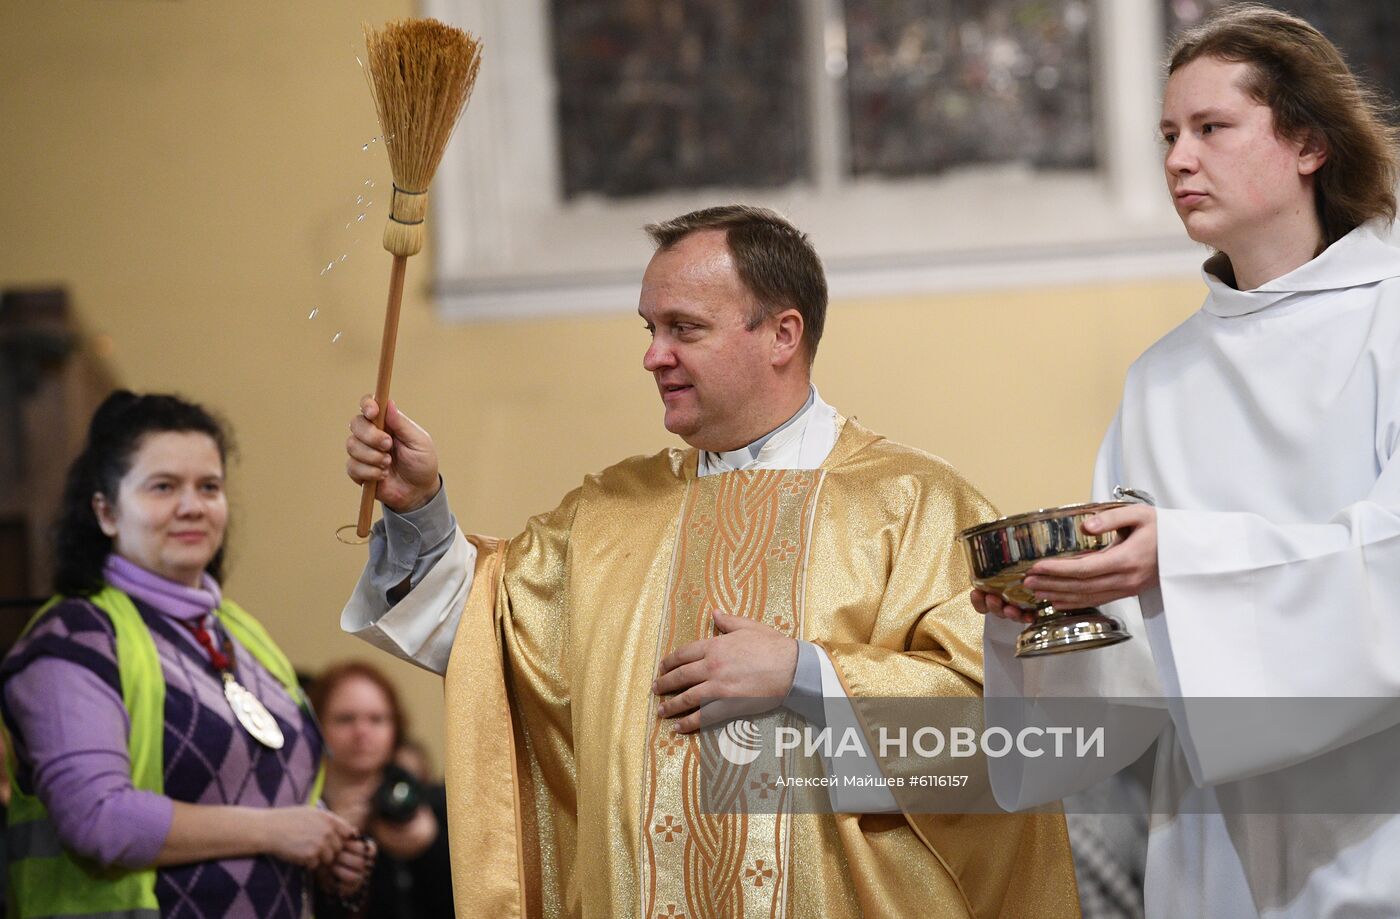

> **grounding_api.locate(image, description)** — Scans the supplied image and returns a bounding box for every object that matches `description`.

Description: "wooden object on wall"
[0,287,117,638]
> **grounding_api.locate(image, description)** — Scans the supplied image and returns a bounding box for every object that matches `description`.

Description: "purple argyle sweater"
[1,579,324,919]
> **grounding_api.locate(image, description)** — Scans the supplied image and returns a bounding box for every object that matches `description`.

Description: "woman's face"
[94,431,227,588]
[322,675,397,777]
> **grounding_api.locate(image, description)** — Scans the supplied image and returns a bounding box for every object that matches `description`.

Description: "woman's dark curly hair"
[53,390,234,596]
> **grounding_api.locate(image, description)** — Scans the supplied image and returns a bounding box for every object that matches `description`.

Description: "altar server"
[976,6,1400,917]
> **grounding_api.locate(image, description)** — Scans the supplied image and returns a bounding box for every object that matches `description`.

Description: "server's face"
[1161,55,1324,257]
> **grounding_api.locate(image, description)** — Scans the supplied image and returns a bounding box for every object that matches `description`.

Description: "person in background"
[0,390,368,919]
[308,661,452,919]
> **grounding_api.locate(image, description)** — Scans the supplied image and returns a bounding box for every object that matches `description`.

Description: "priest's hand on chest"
[1019,504,1160,610]
[652,611,799,734]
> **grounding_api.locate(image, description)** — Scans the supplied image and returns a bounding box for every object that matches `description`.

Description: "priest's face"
[639,230,789,451]
[1160,56,1322,256]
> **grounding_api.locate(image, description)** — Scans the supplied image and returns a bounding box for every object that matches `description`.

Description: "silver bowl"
[960,502,1133,657]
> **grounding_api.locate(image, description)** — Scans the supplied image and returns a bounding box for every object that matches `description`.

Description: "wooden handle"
[357,253,410,538]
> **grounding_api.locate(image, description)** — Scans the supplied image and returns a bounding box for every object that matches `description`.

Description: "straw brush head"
[363,19,483,257]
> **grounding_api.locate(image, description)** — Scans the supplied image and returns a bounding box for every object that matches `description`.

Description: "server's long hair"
[1170,3,1400,244]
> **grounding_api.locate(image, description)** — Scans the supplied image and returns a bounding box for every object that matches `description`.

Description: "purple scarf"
[102,554,222,623]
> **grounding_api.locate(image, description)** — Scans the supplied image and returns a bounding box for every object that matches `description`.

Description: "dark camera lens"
[372,763,423,824]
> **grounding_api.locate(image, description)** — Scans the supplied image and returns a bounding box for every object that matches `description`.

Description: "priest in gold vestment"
[342,205,1079,918]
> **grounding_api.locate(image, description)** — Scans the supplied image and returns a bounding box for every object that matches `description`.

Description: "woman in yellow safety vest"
[1,391,371,919]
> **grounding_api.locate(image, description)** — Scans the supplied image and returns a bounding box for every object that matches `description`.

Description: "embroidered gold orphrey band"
[640,469,824,919]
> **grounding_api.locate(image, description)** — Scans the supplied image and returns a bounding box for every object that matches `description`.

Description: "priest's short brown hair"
[645,205,828,363]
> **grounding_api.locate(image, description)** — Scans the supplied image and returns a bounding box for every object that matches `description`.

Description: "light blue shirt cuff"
[367,478,458,603]
[782,640,825,726]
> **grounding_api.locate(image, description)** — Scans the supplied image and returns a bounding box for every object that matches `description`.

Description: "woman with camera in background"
[0,391,369,918]
[309,661,453,919]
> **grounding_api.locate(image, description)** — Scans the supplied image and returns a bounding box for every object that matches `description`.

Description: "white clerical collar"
[698,385,838,475]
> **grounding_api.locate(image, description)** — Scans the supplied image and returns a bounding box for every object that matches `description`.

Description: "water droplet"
[308,308,320,320]
[365,201,373,208]
[364,179,375,187]
[357,214,367,222]
[345,222,352,230]
[355,55,364,69]
[331,332,343,344]
[362,144,369,152]
[339,254,348,263]
[355,195,364,205]
[320,260,335,275]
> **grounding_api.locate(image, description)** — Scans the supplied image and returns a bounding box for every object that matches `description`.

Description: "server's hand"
[1021,505,1159,609]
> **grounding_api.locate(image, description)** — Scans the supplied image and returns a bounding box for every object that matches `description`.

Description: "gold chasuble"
[442,418,1079,918]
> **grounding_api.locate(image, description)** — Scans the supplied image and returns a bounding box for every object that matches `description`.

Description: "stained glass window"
[550,1,1100,200]
[842,0,1096,177]
[551,0,809,199]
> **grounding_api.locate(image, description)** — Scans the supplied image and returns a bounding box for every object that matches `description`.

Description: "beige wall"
[1,1,1202,769]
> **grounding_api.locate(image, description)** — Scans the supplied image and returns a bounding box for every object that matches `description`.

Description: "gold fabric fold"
[809,439,1079,917]
[443,533,527,917]
[443,420,1079,918]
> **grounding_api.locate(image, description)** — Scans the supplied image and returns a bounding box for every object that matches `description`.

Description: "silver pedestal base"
[1016,609,1132,658]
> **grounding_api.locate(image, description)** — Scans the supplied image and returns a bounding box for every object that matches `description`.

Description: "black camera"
[371,763,424,825]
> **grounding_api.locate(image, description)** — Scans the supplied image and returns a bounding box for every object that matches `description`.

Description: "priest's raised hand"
[346,396,441,513]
